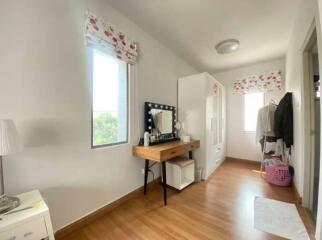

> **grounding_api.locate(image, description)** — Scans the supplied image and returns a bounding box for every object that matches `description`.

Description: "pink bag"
[265,164,292,187]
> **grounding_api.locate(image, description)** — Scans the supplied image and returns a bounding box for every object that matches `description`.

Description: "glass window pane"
[91,48,128,147]
[244,92,264,132]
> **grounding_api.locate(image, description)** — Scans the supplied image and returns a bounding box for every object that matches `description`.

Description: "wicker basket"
[265,164,292,187]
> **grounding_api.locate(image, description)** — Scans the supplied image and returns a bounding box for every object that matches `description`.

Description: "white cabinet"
[0,190,54,240]
[178,72,226,179]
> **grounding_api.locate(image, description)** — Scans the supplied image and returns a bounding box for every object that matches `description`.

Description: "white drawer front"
[0,217,48,240]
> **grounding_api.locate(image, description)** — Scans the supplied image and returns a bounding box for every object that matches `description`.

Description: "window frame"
[88,47,129,149]
[243,92,264,132]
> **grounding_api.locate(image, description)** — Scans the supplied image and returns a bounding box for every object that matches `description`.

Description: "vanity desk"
[133,139,200,205]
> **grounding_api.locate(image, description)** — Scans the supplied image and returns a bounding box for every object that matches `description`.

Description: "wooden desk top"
[133,140,200,162]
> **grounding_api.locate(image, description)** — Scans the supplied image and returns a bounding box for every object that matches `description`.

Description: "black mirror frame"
[144,102,179,145]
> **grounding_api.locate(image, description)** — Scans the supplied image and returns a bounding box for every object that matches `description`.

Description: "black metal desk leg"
[144,160,149,195]
[189,150,193,159]
[161,161,167,205]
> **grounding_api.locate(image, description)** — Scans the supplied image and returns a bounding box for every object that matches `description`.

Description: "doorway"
[303,28,321,223]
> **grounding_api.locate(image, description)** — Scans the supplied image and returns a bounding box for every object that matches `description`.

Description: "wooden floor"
[60,159,315,240]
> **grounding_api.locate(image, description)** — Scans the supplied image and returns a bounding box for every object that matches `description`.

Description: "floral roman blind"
[85,11,138,64]
[233,70,282,94]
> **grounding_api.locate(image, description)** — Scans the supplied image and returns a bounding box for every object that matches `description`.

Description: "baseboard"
[292,181,302,206]
[225,156,261,166]
[55,177,161,239]
[291,182,316,236]
[227,158,302,205]
[204,158,225,179]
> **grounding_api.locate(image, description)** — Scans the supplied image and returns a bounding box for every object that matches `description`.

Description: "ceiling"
[105,0,301,72]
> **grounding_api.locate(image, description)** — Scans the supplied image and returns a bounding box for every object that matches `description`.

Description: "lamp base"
[0,195,20,214]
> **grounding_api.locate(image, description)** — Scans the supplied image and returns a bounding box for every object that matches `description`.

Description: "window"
[89,48,128,148]
[244,92,264,132]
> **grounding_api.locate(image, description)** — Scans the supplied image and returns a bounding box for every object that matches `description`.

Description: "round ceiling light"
[215,39,240,54]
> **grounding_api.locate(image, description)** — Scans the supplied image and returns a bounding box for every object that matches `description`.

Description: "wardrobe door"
[212,87,219,146]
[213,82,221,164]
[179,74,207,177]
[205,78,219,178]
[218,86,223,144]
[216,84,224,163]
[216,83,226,164]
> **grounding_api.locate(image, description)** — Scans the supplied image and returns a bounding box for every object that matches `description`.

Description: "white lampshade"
[0,120,22,156]
[215,39,240,54]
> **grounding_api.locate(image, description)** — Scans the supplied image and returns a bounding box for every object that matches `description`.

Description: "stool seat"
[170,157,194,167]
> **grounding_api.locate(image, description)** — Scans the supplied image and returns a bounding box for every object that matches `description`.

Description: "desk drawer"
[161,141,200,160]
[162,146,189,160]
[0,217,48,240]
[186,142,199,151]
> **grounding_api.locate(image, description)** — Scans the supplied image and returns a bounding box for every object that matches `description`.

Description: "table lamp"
[0,119,22,213]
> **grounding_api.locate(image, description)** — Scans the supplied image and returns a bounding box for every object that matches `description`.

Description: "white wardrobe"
[178,72,226,179]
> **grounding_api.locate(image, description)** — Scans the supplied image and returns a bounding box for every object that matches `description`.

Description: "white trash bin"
[195,168,203,182]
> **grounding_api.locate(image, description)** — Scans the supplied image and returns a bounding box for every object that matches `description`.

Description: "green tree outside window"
[93,113,118,145]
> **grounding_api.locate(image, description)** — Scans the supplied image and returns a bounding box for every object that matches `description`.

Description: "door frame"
[302,22,318,211]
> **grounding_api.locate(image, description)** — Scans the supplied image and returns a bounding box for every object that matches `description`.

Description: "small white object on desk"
[0,190,54,240]
[144,131,150,146]
[182,135,191,143]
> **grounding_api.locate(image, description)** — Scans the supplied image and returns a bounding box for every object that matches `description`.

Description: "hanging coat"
[274,92,293,147]
[256,103,277,143]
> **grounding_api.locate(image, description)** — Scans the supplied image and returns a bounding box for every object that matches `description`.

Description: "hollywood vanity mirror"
[144,102,179,145]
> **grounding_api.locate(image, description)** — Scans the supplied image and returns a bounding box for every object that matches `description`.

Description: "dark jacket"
[274,92,293,147]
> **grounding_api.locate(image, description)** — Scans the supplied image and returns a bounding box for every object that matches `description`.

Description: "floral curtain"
[85,11,138,64]
[233,70,282,94]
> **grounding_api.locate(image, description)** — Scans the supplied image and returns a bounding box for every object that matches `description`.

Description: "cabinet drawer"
[0,217,48,240]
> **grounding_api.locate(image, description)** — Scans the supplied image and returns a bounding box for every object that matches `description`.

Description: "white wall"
[0,0,197,231]
[213,58,285,161]
[285,0,322,238]
[285,0,318,199]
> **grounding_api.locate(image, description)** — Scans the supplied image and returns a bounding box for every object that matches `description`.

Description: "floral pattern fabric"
[85,11,138,64]
[233,70,282,94]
